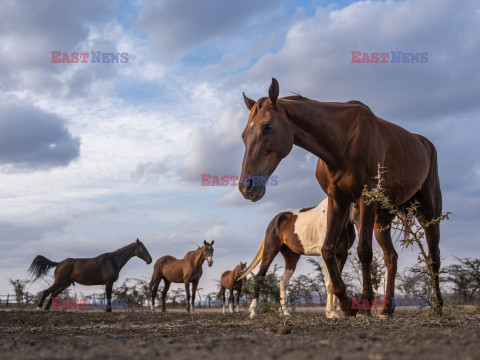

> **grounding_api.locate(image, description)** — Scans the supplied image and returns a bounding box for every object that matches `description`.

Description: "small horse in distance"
[240,198,358,319]
[150,240,214,313]
[28,239,152,312]
[219,262,247,314]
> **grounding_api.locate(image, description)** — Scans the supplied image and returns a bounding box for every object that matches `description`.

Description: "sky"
[0,0,479,300]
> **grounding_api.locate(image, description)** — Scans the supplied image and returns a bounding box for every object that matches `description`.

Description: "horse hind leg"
[37,283,60,310]
[44,283,71,311]
[150,273,162,312]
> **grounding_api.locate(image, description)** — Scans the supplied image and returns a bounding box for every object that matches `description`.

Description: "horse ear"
[136,238,140,243]
[269,78,279,105]
[211,240,214,245]
[204,240,207,246]
[243,92,255,110]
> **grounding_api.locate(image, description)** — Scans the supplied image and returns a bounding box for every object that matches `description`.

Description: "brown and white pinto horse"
[150,240,214,313]
[239,79,443,318]
[240,198,357,319]
[219,262,246,314]
[28,239,152,312]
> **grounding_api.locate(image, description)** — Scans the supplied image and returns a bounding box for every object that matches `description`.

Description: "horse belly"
[72,261,114,285]
[163,267,185,283]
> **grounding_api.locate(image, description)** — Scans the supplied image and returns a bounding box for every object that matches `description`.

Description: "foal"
[150,240,214,313]
[28,239,152,312]
[241,198,358,319]
[219,262,247,313]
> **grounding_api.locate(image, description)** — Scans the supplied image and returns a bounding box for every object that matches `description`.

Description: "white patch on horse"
[249,121,254,129]
[293,199,328,255]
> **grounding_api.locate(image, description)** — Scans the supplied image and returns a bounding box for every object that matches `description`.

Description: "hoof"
[342,308,358,317]
[326,312,341,319]
[356,309,373,318]
[106,309,112,313]
[249,313,257,319]
[36,307,43,311]
[378,313,393,320]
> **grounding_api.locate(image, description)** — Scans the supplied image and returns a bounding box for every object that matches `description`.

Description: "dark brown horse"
[28,239,152,312]
[219,262,246,314]
[240,198,357,319]
[150,240,214,313]
[239,78,442,318]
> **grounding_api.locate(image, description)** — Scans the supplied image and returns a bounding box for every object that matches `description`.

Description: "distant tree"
[346,244,386,297]
[444,257,480,304]
[168,288,185,308]
[9,279,30,307]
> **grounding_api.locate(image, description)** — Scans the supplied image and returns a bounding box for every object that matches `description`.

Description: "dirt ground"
[0,306,479,360]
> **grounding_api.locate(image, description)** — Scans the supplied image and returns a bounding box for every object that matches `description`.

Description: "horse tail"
[217,287,224,300]
[28,255,58,281]
[238,236,265,280]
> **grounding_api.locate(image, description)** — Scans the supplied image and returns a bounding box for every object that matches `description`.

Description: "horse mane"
[184,246,203,259]
[281,94,310,101]
[112,241,137,254]
[346,100,371,111]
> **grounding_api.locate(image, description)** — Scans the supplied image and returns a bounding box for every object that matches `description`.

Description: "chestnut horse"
[219,262,246,314]
[150,240,214,313]
[239,79,442,318]
[240,198,358,319]
[28,239,152,312]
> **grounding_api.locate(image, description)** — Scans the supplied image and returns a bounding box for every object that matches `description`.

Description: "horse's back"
[154,255,178,270]
[220,270,232,287]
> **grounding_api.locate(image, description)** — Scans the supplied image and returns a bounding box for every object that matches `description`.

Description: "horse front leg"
[191,280,199,314]
[374,211,397,319]
[184,282,191,313]
[235,290,241,312]
[105,283,113,312]
[321,196,354,316]
[228,289,234,313]
[356,198,376,317]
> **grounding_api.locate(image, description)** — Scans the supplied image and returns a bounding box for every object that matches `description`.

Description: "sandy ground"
[0,306,479,359]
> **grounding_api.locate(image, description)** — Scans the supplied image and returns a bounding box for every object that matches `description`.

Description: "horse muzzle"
[238,183,266,202]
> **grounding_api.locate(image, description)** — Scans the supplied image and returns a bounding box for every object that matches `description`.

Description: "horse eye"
[262,124,273,133]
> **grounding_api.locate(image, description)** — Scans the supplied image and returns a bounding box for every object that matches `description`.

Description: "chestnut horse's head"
[239,78,294,201]
[135,238,152,264]
[203,240,215,267]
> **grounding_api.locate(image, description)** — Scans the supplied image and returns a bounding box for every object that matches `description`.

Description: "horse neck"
[281,99,349,171]
[232,266,242,282]
[111,244,136,271]
[189,248,205,271]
